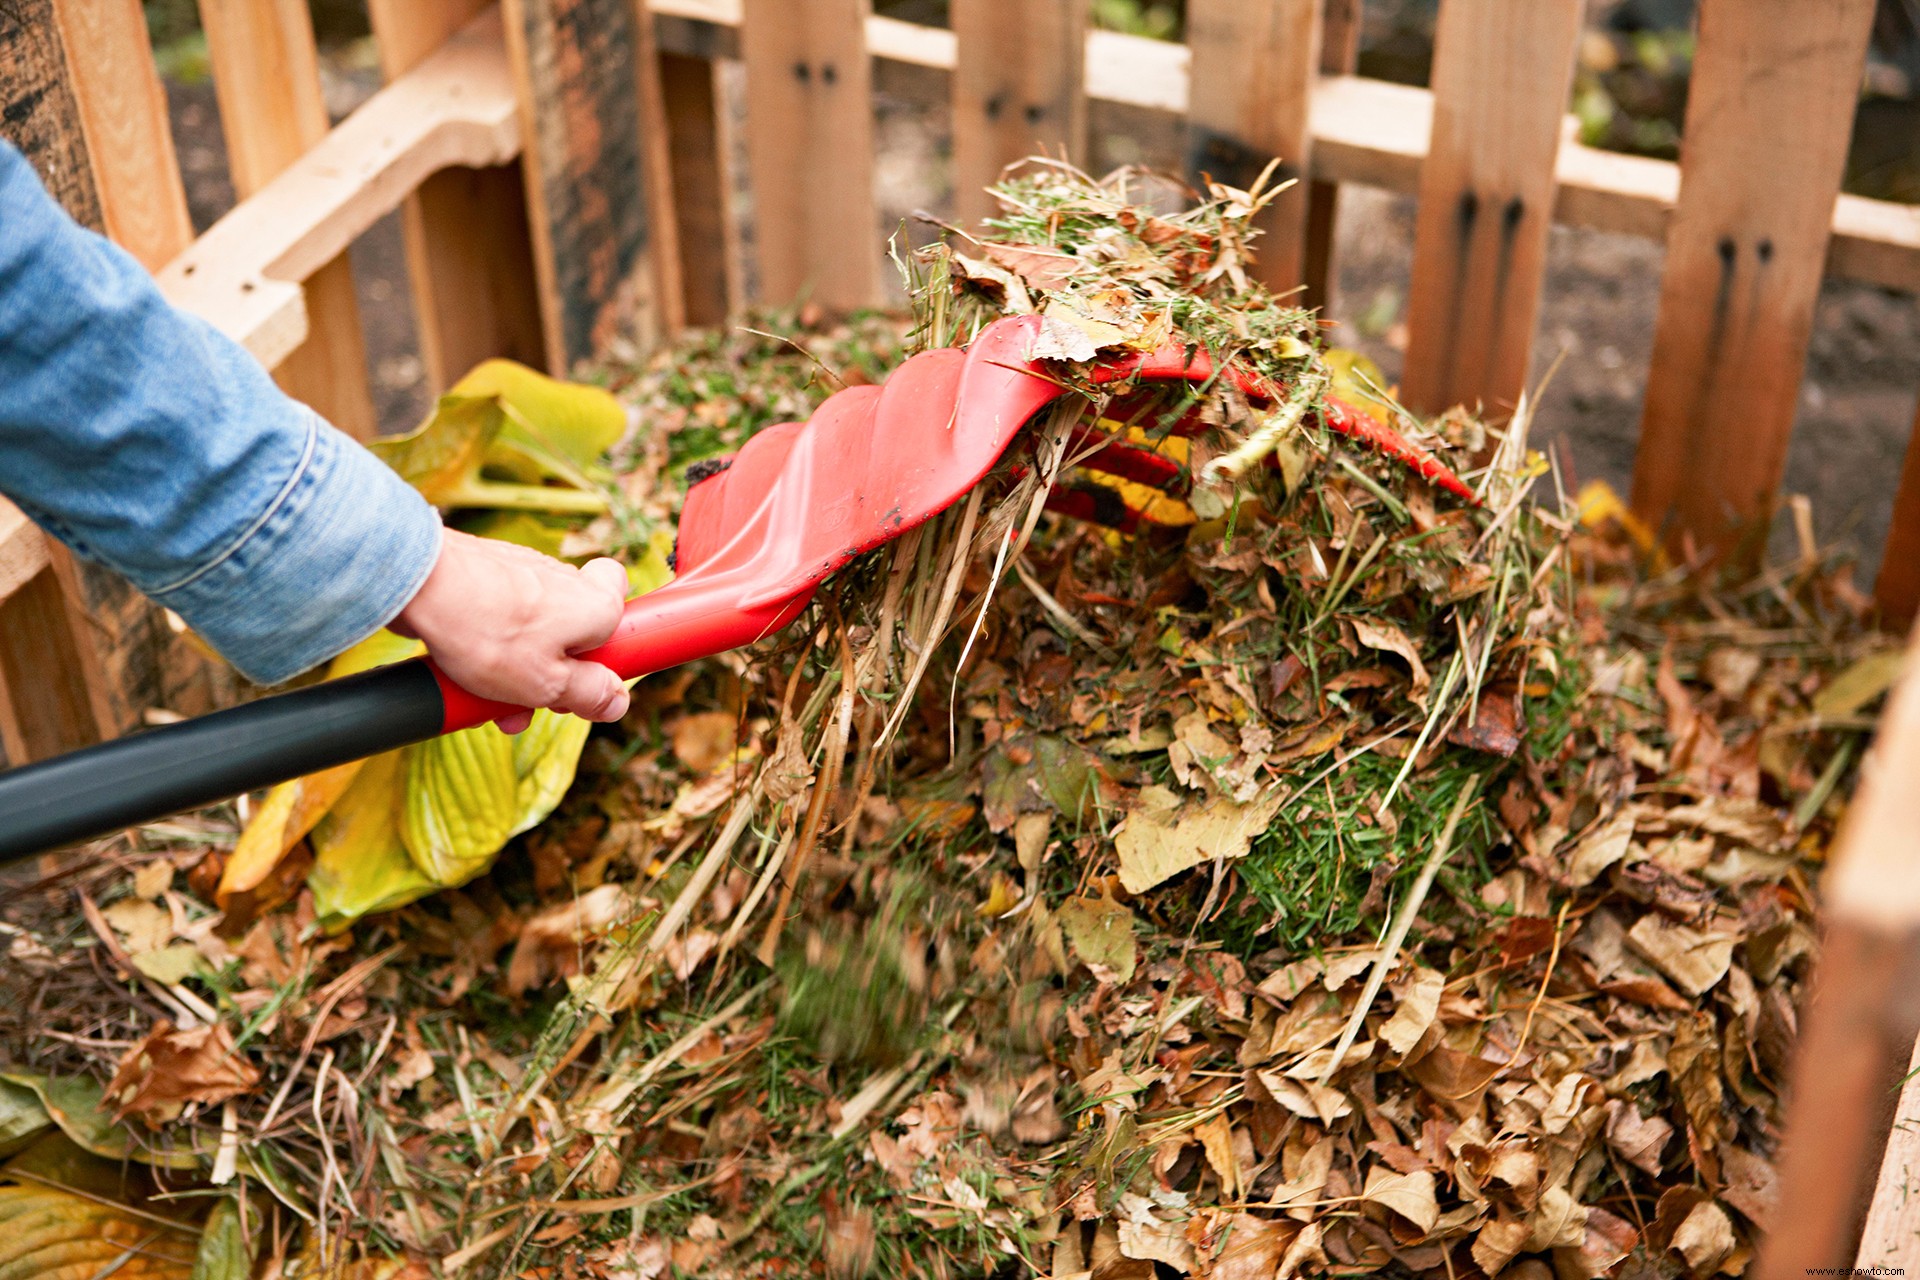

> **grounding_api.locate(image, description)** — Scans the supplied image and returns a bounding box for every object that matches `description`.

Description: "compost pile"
[0,165,1901,1280]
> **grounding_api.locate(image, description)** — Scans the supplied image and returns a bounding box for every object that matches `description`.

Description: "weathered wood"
[368,0,548,391]
[502,0,665,368]
[659,50,734,326]
[157,11,523,369]
[200,0,377,440]
[1302,0,1360,315]
[1185,0,1319,292]
[629,0,686,335]
[1857,1020,1920,1269]
[951,0,1086,229]
[1877,400,1920,629]
[0,565,108,765]
[0,0,104,228]
[47,0,193,270]
[646,1,1920,296]
[1759,621,1920,1278]
[1401,0,1582,419]
[1629,0,1877,559]
[740,0,878,311]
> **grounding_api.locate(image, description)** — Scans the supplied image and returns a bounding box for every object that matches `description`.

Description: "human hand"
[392,529,630,734]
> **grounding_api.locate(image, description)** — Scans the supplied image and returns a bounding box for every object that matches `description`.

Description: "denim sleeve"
[0,141,443,686]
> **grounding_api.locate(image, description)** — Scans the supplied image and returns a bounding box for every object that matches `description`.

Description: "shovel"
[0,315,1471,860]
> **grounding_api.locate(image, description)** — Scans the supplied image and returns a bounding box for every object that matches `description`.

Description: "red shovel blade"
[435,315,1476,732]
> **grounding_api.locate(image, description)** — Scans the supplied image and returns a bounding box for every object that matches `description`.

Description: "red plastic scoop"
[0,315,1473,859]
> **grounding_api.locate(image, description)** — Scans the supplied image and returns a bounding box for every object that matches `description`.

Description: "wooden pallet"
[1,2,1918,1261]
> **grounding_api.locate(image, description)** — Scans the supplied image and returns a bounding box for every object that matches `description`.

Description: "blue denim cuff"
[150,410,444,686]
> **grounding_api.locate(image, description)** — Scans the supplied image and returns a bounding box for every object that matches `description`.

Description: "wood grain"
[368,0,548,389]
[0,0,104,229]
[1628,0,1877,560]
[1184,0,1320,292]
[740,0,878,311]
[503,0,665,367]
[200,0,376,439]
[1876,399,1920,629]
[1400,0,1582,419]
[950,0,1086,229]
[659,51,734,326]
[48,0,192,270]
[1302,0,1361,315]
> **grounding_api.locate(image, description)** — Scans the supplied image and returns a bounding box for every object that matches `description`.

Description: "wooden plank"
[630,0,687,335]
[950,0,1086,230]
[1857,1021,1920,1270]
[46,0,192,270]
[740,0,878,311]
[659,51,734,326]
[1629,0,1877,559]
[200,0,378,440]
[645,2,1920,296]
[0,0,105,228]
[1400,0,1582,419]
[501,0,666,368]
[1184,0,1319,292]
[157,11,523,368]
[368,0,548,391]
[1758,621,1920,1279]
[0,503,51,607]
[1876,399,1920,629]
[0,567,105,764]
[1302,0,1361,315]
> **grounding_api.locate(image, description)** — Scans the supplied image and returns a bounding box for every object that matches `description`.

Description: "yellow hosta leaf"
[223,632,424,903]
[509,710,594,837]
[1577,479,1667,569]
[308,751,437,931]
[1324,348,1393,424]
[453,358,627,481]
[401,725,518,886]
[0,1183,197,1280]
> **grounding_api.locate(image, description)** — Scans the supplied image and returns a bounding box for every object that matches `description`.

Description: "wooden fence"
[0,0,1917,1267]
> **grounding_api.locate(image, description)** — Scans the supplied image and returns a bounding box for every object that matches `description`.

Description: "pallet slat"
[740,0,878,311]
[647,2,1920,295]
[157,11,523,367]
[199,0,378,440]
[1877,399,1920,628]
[659,51,736,326]
[1184,0,1320,292]
[951,0,1086,229]
[1629,0,1877,558]
[367,0,548,390]
[502,0,669,367]
[1401,0,1582,419]
[1302,0,1361,315]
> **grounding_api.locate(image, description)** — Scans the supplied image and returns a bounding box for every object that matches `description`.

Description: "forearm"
[0,141,442,685]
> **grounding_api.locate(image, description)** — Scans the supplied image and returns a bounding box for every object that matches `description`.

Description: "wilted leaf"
[1350,617,1431,706]
[1566,810,1635,888]
[1525,1184,1588,1251]
[1361,1167,1438,1234]
[0,1081,48,1160]
[1670,1200,1736,1274]
[0,1075,192,1168]
[1471,1216,1530,1275]
[106,1024,259,1127]
[0,1181,197,1280]
[1812,648,1905,718]
[1626,915,1736,997]
[1604,1098,1671,1176]
[671,711,740,774]
[191,1198,252,1280]
[307,751,438,930]
[507,885,636,996]
[1380,966,1444,1056]
[1057,892,1137,983]
[1114,784,1283,893]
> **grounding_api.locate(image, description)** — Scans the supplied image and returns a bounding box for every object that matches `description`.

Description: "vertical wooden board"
[951,0,1087,230]
[503,0,663,369]
[1400,0,1582,419]
[660,51,734,327]
[48,0,192,270]
[1302,0,1361,315]
[1877,398,1920,629]
[0,567,103,763]
[199,0,377,440]
[1857,1023,1920,1270]
[741,0,878,312]
[0,0,105,228]
[1185,0,1321,292]
[630,0,687,335]
[1629,0,1877,558]
[368,0,549,392]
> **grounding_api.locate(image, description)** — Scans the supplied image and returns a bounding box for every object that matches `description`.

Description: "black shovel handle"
[0,658,448,862]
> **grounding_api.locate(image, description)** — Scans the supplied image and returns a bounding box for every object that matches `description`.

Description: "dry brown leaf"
[1114,784,1283,893]
[1057,891,1138,984]
[1670,1200,1736,1274]
[1523,1184,1588,1252]
[1604,1098,1672,1176]
[1195,1113,1241,1200]
[671,711,740,774]
[1361,1167,1439,1234]
[1350,617,1431,706]
[1380,967,1444,1056]
[506,884,634,995]
[1626,914,1736,996]
[1470,1216,1531,1275]
[106,1022,260,1126]
[1566,811,1636,888]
